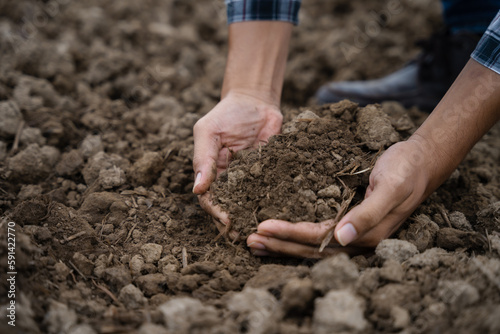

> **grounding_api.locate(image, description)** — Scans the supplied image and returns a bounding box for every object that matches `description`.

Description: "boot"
[315,31,481,111]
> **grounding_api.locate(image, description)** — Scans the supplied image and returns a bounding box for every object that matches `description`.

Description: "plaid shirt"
[472,11,500,75]
[225,0,301,25]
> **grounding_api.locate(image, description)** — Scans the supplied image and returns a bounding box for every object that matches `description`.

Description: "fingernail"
[336,223,358,246]
[252,250,270,256]
[193,172,201,192]
[247,242,266,250]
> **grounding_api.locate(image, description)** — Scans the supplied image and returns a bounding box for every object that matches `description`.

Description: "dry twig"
[319,191,356,252]
[92,279,122,306]
[182,247,188,268]
[438,205,452,228]
[68,260,87,280]
[11,120,25,153]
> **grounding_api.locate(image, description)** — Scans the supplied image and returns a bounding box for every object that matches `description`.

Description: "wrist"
[405,133,457,191]
[221,21,292,108]
[222,88,281,108]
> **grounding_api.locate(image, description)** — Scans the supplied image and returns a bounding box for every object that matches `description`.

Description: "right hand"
[193,91,282,238]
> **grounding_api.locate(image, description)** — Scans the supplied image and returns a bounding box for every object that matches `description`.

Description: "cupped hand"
[193,91,282,238]
[247,139,444,258]
[192,91,282,194]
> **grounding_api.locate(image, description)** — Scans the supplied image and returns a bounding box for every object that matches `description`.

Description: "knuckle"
[357,209,382,227]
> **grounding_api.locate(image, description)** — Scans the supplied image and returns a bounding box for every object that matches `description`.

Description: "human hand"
[192,91,282,194]
[193,91,282,238]
[246,139,443,258]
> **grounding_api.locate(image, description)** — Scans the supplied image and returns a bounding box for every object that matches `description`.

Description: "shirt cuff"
[471,11,500,75]
[226,0,301,25]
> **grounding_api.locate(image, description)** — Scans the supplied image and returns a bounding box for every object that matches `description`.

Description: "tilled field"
[1,0,500,333]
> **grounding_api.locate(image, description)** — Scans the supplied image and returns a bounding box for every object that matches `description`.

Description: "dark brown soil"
[1,1,500,334]
[212,101,403,238]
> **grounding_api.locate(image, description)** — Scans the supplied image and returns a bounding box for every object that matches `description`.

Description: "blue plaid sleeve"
[225,0,302,25]
[471,11,500,75]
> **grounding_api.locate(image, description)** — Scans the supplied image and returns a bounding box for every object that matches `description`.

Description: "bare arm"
[192,21,292,194]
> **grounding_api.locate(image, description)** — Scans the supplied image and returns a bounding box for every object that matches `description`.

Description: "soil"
[211,101,402,238]
[1,0,500,334]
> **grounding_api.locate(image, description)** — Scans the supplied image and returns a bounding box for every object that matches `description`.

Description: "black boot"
[315,31,481,111]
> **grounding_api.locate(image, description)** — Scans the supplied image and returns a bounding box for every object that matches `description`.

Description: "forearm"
[221,21,293,106]
[410,59,500,191]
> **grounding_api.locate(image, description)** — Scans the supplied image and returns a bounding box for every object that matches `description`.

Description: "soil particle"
[13,75,63,111]
[44,301,78,334]
[375,239,419,263]
[245,264,309,292]
[72,252,94,276]
[0,100,22,138]
[436,227,472,250]
[54,262,71,281]
[406,248,450,269]
[317,184,342,199]
[181,261,217,275]
[137,323,169,334]
[79,134,103,160]
[448,211,473,231]
[355,268,380,298]
[379,259,404,283]
[78,192,123,225]
[7,144,60,183]
[159,297,218,333]
[436,280,479,309]
[140,243,163,264]
[128,151,164,187]
[356,104,400,150]
[227,287,279,334]
[82,152,130,186]
[129,255,145,276]
[10,197,49,226]
[311,253,359,293]
[158,255,181,274]
[371,283,421,317]
[56,149,84,176]
[280,278,315,315]
[390,305,411,330]
[69,324,97,334]
[20,127,46,146]
[118,284,148,309]
[98,166,127,189]
[0,141,7,160]
[490,233,500,256]
[399,214,439,252]
[135,273,168,297]
[313,289,368,333]
[102,266,132,291]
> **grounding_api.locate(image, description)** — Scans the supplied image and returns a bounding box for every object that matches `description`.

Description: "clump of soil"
[212,101,401,238]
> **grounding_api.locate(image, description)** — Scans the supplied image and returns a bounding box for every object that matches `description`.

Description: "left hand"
[247,139,442,258]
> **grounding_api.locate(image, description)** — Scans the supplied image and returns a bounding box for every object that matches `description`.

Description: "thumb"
[334,182,404,246]
[192,122,221,194]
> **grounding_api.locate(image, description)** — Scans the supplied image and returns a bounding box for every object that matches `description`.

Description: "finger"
[192,120,221,194]
[334,181,408,246]
[198,193,230,225]
[256,219,333,246]
[212,218,240,241]
[247,233,366,258]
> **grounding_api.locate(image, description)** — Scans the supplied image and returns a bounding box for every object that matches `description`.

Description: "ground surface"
[1,0,500,333]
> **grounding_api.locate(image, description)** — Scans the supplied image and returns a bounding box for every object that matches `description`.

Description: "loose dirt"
[1,0,499,333]
[212,101,401,238]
